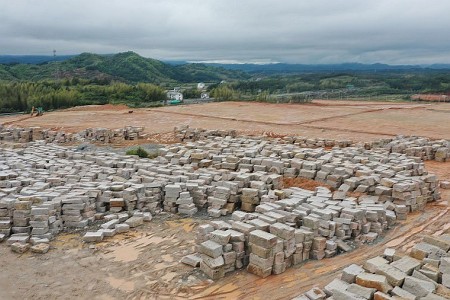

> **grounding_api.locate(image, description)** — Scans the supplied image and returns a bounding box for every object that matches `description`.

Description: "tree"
[211,86,235,101]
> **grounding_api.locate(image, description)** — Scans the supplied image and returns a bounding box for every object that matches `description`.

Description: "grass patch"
[125,147,158,159]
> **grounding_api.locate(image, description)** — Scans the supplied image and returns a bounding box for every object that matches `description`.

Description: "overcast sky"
[1,0,450,64]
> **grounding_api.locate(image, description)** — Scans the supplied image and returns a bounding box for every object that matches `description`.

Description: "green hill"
[0,51,249,83]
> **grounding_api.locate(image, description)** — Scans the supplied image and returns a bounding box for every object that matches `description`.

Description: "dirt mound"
[283,177,333,191]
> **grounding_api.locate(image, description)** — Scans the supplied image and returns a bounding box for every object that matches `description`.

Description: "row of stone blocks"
[174,125,237,142]
[293,234,450,299]
[173,127,449,162]
[1,125,448,162]
[0,125,146,144]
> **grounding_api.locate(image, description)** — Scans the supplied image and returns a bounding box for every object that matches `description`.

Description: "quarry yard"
[1,99,450,300]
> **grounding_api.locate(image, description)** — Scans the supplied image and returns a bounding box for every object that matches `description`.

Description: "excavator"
[30,106,44,117]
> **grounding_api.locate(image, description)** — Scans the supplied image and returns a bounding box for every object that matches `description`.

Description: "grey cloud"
[1,0,450,63]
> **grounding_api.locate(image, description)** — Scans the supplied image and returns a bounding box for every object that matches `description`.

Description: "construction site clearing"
[0,99,449,300]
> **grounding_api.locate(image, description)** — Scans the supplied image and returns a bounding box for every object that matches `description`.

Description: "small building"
[201,92,210,99]
[411,94,449,102]
[197,82,206,90]
[167,90,183,101]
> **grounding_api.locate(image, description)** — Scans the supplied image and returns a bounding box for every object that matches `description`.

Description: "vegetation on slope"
[0,51,249,83]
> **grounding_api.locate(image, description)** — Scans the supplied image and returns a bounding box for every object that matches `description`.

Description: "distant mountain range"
[196,62,450,74]
[1,53,449,83]
[0,52,249,83]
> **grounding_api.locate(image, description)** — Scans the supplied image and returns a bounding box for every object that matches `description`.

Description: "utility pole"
[53,49,59,80]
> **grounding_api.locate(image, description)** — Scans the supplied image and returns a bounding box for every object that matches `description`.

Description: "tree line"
[0,80,166,113]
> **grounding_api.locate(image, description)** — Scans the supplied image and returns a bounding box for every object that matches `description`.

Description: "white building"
[167,90,183,101]
[201,92,210,99]
[197,82,206,90]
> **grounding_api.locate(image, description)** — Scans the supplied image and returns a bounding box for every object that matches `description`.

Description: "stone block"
[200,254,225,269]
[324,278,349,296]
[355,273,393,293]
[363,256,388,273]
[6,234,30,245]
[200,261,225,280]
[304,287,326,300]
[181,254,202,267]
[346,283,376,299]
[391,256,422,275]
[249,230,278,248]
[402,276,435,297]
[115,223,130,233]
[199,240,223,258]
[101,219,119,229]
[269,223,295,240]
[209,230,231,245]
[83,231,104,242]
[249,253,274,269]
[391,286,416,299]
[375,263,406,287]
[124,216,143,228]
[11,242,30,253]
[342,264,365,284]
[98,228,116,237]
[247,263,272,278]
[30,243,50,254]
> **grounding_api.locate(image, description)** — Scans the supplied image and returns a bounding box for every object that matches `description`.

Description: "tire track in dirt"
[150,106,425,138]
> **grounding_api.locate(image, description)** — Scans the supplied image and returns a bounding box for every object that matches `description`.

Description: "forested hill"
[0,52,249,83]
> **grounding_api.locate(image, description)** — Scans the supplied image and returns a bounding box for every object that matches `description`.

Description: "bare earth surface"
[0,100,449,300]
[2,100,450,141]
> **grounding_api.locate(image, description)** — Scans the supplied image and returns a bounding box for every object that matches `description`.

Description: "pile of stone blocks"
[83,211,151,243]
[81,126,146,143]
[241,188,261,212]
[247,228,288,277]
[197,227,235,279]
[0,125,147,144]
[207,186,231,217]
[185,186,401,279]
[285,136,353,149]
[366,136,450,162]
[293,233,450,299]
[164,184,182,213]
[0,129,445,261]
[61,195,90,228]
[177,191,198,216]
[174,125,237,142]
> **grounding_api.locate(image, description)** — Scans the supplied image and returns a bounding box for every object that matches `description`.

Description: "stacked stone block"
[293,233,450,299]
[61,195,91,228]
[164,184,182,213]
[0,125,146,144]
[187,186,401,279]
[207,186,230,217]
[177,191,198,216]
[12,200,31,235]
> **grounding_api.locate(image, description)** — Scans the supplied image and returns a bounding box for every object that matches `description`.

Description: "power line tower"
[53,49,59,80]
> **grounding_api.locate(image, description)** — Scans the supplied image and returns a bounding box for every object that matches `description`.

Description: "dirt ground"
[2,100,450,141]
[1,100,449,300]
